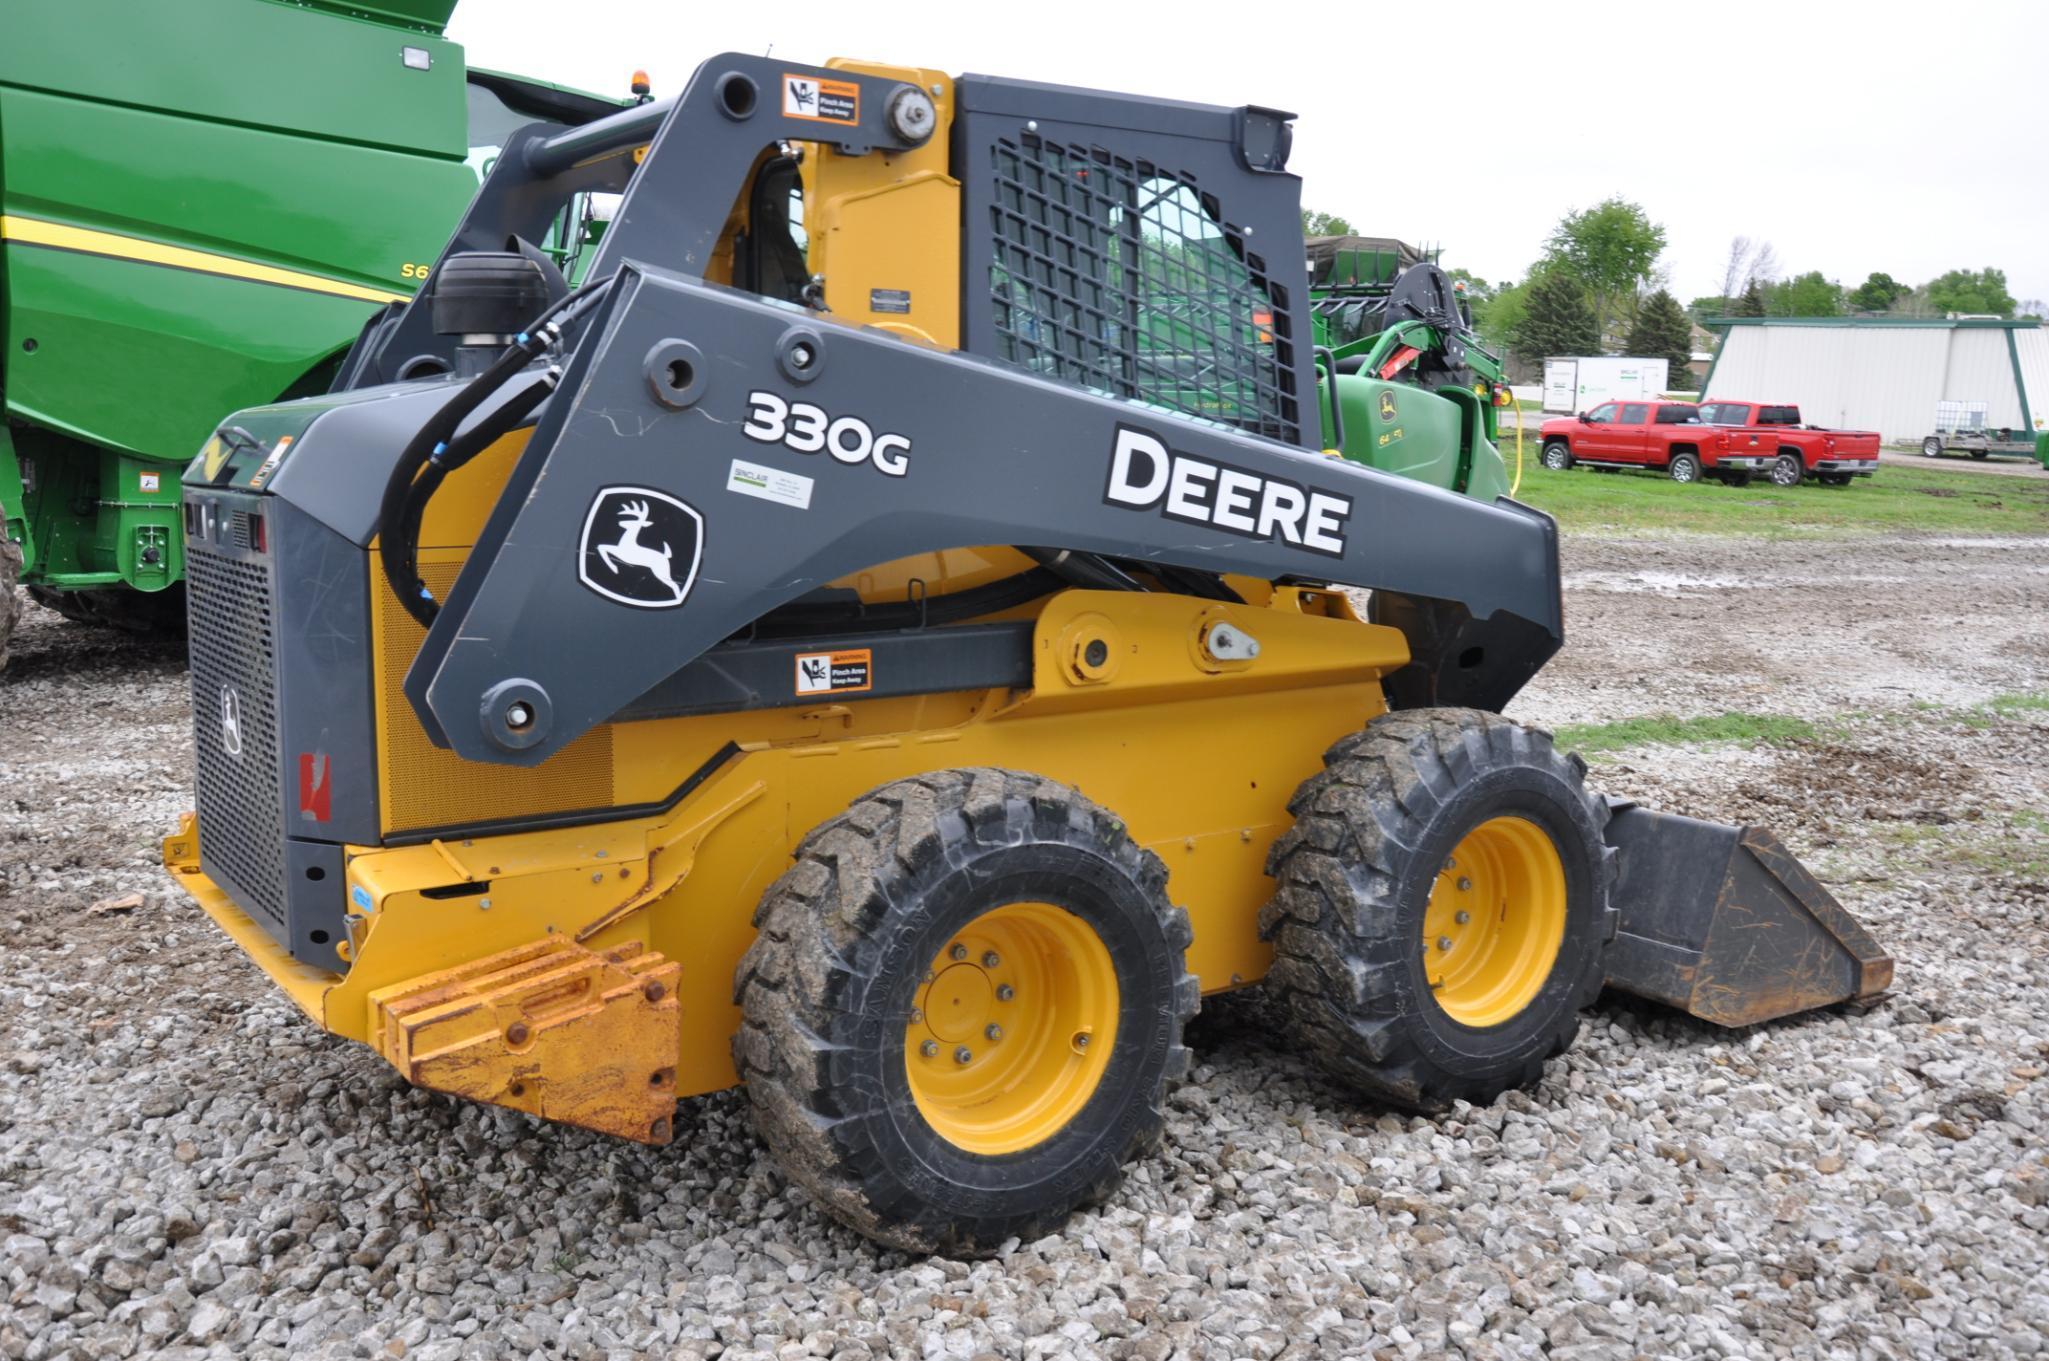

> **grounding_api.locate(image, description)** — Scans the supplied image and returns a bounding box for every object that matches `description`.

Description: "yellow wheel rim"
[1422,815,1568,1028]
[904,902,1119,1156]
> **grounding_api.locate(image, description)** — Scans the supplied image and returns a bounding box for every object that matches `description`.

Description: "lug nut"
[1437,936,1453,951]
[985,1023,1003,1041]
[954,1046,973,1064]
[982,951,1001,968]
[909,1007,924,1024]
[1457,876,1472,892]
[996,984,1015,1002]
[1455,911,1471,925]
[1444,856,1457,871]
[950,943,968,961]
[920,1040,938,1058]
[1072,1031,1090,1050]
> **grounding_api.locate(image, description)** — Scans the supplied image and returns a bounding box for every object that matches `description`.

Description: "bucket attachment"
[369,936,681,1143]
[1601,801,1892,1027]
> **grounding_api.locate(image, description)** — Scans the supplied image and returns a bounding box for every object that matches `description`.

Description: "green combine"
[1307,235,1517,504]
[0,0,618,663]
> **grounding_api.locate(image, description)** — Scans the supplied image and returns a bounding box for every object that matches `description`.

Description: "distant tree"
[2019,298,2047,321]
[1479,279,1530,353]
[1846,271,1906,312]
[1732,279,1769,317]
[1922,267,2017,317]
[1766,271,1845,317]
[1540,198,1668,342]
[1686,294,1731,320]
[1510,271,1601,360]
[1625,288,1695,379]
[1300,209,1355,237]
[1444,266,1494,304]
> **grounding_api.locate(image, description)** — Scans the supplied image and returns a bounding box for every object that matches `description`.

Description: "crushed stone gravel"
[2,531,2045,1360]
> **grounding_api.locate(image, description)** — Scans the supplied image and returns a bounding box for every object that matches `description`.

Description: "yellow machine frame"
[161,60,1418,1142]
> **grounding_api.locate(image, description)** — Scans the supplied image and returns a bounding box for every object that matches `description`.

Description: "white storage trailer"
[1542,357,1672,414]
[1702,318,2047,448]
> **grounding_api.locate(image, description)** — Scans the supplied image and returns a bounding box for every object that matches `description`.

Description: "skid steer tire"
[0,538,21,671]
[1260,708,1615,1111]
[734,768,1197,1254]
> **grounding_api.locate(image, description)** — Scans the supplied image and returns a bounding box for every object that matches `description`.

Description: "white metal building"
[1702,318,2048,443]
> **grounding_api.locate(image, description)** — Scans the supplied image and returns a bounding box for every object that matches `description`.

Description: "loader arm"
[392,264,1562,764]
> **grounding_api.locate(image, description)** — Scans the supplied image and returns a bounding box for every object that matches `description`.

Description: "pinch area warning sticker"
[795,648,872,695]
[783,74,859,124]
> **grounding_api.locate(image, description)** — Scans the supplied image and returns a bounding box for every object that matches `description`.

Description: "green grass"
[1550,711,1819,755]
[1877,820,2049,882]
[1988,691,2049,715]
[1496,452,2049,537]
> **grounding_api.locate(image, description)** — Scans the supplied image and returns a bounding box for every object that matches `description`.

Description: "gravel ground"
[2,532,2047,1361]
[1875,450,2047,480]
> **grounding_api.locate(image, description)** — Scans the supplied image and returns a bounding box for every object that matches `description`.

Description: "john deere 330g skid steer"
[163,56,1891,1252]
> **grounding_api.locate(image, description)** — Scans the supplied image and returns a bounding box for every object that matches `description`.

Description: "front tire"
[734,768,1196,1253]
[1260,709,1614,1111]
[1668,452,1702,484]
[1541,440,1573,471]
[1771,453,1804,488]
[1922,437,1943,458]
[0,537,21,671]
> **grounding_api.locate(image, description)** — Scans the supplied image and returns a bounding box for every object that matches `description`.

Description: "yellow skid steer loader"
[163,56,1889,1252]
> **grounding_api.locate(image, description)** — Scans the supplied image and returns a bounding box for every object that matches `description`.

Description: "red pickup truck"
[1538,400,1778,486]
[1696,401,1880,487]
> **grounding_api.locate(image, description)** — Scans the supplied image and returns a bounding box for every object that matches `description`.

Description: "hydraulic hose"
[388,372,559,625]
[377,275,616,629]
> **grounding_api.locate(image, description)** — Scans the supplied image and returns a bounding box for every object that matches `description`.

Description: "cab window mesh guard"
[988,135,1297,443]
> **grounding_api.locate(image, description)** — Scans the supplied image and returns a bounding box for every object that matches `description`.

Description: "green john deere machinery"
[1307,235,1516,503]
[0,0,620,664]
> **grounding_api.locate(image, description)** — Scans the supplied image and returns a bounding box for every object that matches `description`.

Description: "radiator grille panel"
[988,135,1297,443]
[185,544,287,929]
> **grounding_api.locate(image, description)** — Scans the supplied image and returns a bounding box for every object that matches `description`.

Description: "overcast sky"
[450,0,2049,308]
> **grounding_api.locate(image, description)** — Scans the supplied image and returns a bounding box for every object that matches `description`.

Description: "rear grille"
[987,134,1298,443]
[185,542,287,930]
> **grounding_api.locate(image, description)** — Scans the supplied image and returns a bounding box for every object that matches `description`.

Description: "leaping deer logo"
[595,498,686,603]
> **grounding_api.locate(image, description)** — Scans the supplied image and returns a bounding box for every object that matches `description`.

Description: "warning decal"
[783,73,859,124]
[794,648,873,695]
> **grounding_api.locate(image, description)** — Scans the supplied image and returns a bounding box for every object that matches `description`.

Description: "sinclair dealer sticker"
[783,73,859,124]
[794,648,873,696]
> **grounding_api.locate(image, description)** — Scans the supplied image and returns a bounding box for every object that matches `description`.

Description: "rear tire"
[1921,437,1943,458]
[1260,709,1614,1111]
[1668,452,1701,484]
[0,538,22,671]
[1971,449,1989,460]
[25,583,186,637]
[734,768,1196,1253]
[1771,453,1804,488]
[1541,440,1573,471]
